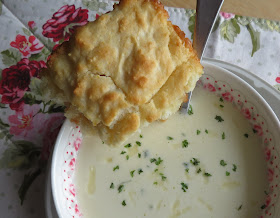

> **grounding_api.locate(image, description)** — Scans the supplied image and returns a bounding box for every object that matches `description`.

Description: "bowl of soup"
[51,61,280,218]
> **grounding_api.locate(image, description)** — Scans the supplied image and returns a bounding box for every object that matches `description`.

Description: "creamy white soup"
[75,86,267,218]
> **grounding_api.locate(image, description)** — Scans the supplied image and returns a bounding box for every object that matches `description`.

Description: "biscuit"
[41,0,203,145]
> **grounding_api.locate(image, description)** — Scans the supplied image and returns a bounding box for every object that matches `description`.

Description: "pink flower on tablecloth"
[241,107,251,120]
[96,14,100,20]
[69,183,76,197]
[276,77,280,83]
[28,21,36,29]
[0,58,46,111]
[268,168,274,182]
[204,83,216,92]
[42,5,88,42]
[220,12,235,19]
[10,34,44,57]
[69,158,76,170]
[265,147,271,162]
[222,92,234,102]
[253,124,263,136]
[39,114,65,160]
[8,104,45,139]
[74,137,82,151]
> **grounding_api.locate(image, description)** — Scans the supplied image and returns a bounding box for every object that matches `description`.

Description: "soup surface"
[75,86,267,218]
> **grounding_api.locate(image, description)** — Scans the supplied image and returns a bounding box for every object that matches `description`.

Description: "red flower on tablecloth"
[222,91,234,102]
[241,107,251,120]
[42,5,88,42]
[0,58,46,111]
[10,35,44,57]
[204,83,216,92]
[276,77,280,83]
[39,114,65,161]
[8,104,45,139]
[220,12,235,20]
[28,21,36,29]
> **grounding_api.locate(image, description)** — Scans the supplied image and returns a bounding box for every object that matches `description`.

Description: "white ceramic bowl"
[51,61,280,218]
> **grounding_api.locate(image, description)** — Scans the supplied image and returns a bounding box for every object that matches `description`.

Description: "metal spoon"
[181,0,224,112]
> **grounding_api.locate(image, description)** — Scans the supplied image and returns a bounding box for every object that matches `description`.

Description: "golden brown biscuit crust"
[41,0,203,145]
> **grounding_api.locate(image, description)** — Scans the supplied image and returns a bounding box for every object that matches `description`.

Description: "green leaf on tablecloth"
[252,18,280,32]
[0,103,7,109]
[47,103,65,114]
[0,1,2,16]
[1,48,21,66]
[188,12,195,40]
[212,16,221,33]
[220,19,240,43]
[82,0,108,11]
[235,15,252,26]
[0,118,9,128]
[0,140,41,170]
[29,78,43,99]
[0,68,2,80]
[246,23,260,57]
[23,93,43,105]
[40,38,56,52]
[18,168,42,205]
[0,118,12,142]
[29,53,42,61]
[22,28,31,36]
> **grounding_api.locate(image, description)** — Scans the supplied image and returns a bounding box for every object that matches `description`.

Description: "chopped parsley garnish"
[136,141,141,146]
[205,129,209,134]
[182,140,189,148]
[124,143,132,148]
[220,104,224,108]
[140,134,143,138]
[219,97,224,102]
[113,165,119,171]
[220,160,227,166]
[197,130,201,135]
[120,151,126,155]
[244,133,249,138]
[118,185,124,193]
[122,200,126,206]
[130,170,135,177]
[154,168,159,172]
[237,204,242,211]
[181,182,188,192]
[232,164,237,172]
[138,153,141,158]
[185,168,189,173]
[204,172,212,177]
[264,190,268,195]
[215,115,224,122]
[160,173,167,181]
[226,171,230,176]
[102,141,105,144]
[110,183,114,189]
[153,182,158,185]
[138,169,143,174]
[222,132,225,139]
[197,168,202,173]
[190,158,200,166]
[260,204,266,209]
[252,128,257,133]
[167,136,174,140]
[126,155,129,160]
[188,105,194,115]
[150,157,163,165]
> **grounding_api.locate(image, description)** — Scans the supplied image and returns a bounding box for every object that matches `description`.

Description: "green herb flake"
[252,128,257,134]
[260,204,266,209]
[215,115,224,122]
[122,200,126,206]
[220,104,224,108]
[167,136,174,140]
[226,171,230,176]
[138,169,143,175]
[126,155,129,160]
[153,181,158,185]
[181,182,188,192]
[264,190,268,195]
[150,157,163,165]
[204,172,212,177]
[185,168,189,173]
[219,97,224,102]
[120,151,126,155]
[124,143,132,148]
[182,140,189,148]
[130,170,135,178]
[197,130,201,135]
[205,129,209,134]
[244,133,249,138]
[154,168,159,172]
[102,141,105,144]
[232,164,237,172]
[113,165,119,171]
[140,134,143,138]
[197,168,202,173]
[222,132,225,140]
[160,173,167,181]
[237,204,242,211]
[110,183,114,189]
[136,141,141,146]
[190,158,200,166]
[118,185,124,193]
[188,105,194,115]
[138,153,141,158]
[220,160,227,166]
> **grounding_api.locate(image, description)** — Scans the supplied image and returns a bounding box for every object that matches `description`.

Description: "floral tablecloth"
[0,0,279,217]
